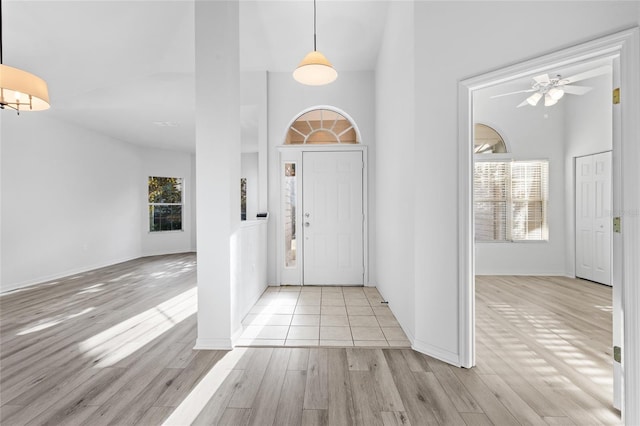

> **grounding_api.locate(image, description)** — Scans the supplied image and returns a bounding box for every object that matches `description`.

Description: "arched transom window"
[285,108,359,145]
[474,123,507,154]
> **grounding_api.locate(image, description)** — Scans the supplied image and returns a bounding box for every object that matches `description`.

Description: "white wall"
[1,114,198,293]
[473,83,566,275]
[563,71,613,276]
[1,114,142,292]
[231,220,268,333]
[402,1,639,364]
[374,1,416,341]
[141,149,196,256]
[266,71,376,285]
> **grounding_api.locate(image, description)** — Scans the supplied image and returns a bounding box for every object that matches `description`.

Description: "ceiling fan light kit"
[492,66,606,108]
[525,74,573,108]
[526,92,543,106]
[293,0,337,86]
[544,94,558,107]
[0,0,50,113]
[547,87,565,101]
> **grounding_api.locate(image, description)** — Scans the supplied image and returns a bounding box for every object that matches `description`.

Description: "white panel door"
[592,152,612,285]
[576,156,595,280]
[575,152,611,286]
[303,151,363,285]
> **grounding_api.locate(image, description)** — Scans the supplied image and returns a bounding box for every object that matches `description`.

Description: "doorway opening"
[458,29,640,422]
[472,61,617,419]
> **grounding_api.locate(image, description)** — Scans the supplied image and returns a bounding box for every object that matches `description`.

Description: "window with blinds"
[474,160,548,242]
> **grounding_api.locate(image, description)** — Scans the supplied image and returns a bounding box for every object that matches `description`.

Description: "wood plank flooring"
[0,255,621,425]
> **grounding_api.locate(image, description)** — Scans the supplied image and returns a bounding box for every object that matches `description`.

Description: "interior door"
[575,152,612,286]
[303,151,364,285]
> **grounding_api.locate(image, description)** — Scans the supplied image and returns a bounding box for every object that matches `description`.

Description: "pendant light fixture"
[0,0,50,114]
[293,0,337,86]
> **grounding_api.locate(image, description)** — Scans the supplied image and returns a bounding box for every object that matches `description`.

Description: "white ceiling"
[4,1,613,152]
[3,1,389,152]
[477,57,614,109]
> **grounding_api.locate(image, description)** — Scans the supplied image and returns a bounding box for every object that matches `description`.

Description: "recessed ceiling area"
[2,1,389,152]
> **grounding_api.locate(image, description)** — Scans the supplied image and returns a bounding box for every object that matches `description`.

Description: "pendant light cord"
[313,0,317,52]
[1,0,4,64]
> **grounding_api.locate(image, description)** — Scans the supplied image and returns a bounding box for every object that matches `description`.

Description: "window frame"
[474,158,549,243]
[148,176,184,233]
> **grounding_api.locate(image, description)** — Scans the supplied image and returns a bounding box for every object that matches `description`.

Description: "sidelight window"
[284,163,297,267]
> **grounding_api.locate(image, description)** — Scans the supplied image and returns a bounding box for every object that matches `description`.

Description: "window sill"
[148,230,184,234]
[476,240,549,244]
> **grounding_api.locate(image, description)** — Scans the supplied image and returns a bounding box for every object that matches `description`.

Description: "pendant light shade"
[293,50,338,86]
[0,0,49,113]
[0,64,50,111]
[293,0,337,86]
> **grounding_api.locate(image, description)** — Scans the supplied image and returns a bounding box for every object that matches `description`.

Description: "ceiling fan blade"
[516,99,530,108]
[561,85,593,95]
[533,74,550,85]
[564,65,611,84]
[491,89,535,99]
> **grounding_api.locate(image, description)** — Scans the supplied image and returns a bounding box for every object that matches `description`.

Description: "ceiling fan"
[491,65,610,107]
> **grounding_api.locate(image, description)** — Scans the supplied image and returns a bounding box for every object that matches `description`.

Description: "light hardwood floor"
[0,254,621,425]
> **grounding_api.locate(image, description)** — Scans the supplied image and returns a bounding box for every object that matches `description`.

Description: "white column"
[194,0,240,350]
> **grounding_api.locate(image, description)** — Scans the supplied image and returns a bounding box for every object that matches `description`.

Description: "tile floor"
[236,286,411,348]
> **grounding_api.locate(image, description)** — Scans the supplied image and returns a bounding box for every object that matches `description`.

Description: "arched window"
[285,108,359,145]
[474,123,507,154]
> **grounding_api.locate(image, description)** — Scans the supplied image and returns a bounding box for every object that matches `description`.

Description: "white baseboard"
[194,338,233,351]
[231,325,245,346]
[1,255,139,295]
[412,339,461,367]
[141,248,195,258]
[475,271,569,277]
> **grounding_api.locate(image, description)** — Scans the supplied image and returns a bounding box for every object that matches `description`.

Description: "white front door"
[575,151,612,286]
[302,151,364,285]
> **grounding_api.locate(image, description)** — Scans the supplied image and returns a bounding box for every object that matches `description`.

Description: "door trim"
[277,145,369,287]
[458,28,640,424]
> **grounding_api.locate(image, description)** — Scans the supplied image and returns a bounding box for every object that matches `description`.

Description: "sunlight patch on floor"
[78,287,197,366]
[162,347,247,426]
[17,307,96,336]
[77,282,105,295]
[109,272,134,282]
